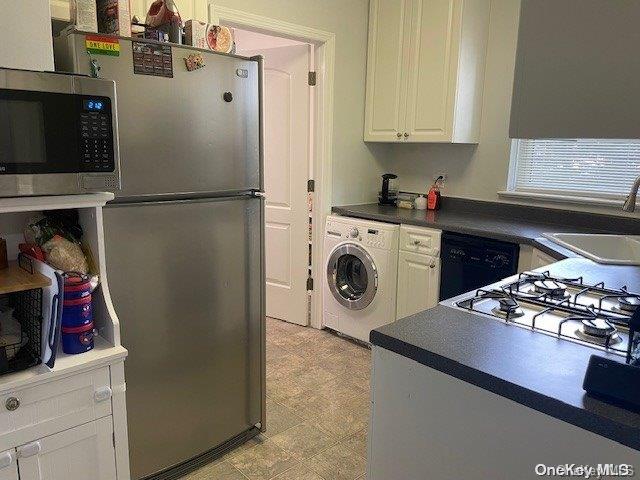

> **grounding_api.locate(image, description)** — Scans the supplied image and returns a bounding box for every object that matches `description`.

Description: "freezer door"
[103,196,264,479]
[63,34,261,198]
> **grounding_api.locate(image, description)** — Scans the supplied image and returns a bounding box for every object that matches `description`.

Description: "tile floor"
[182,317,371,480]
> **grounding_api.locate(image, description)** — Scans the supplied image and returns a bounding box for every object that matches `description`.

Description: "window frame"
[501,139,639,206]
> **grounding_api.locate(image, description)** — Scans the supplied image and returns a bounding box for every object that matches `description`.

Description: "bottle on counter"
[427,176,443,211]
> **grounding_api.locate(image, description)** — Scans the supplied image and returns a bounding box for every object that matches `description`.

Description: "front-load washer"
[323,215,399,342]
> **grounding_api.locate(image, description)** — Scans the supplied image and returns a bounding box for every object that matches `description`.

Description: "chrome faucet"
[623,175,640,212]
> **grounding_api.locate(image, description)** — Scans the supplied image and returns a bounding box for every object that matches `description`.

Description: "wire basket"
[0,288,43,375]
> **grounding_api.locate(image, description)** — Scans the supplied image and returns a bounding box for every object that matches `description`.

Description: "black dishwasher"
[439,232,520,300]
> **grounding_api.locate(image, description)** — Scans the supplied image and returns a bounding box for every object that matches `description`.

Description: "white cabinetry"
[364,0,490,143]
[0,194,129,480]
[531,248,556,270]
[2,0,54,71]
[0,451,18,480]
[518,245,557,272]
[396,226,441,319]
[17,418,116,480]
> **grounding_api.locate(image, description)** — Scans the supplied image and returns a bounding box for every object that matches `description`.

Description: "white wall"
[233,28,306,51]
[1,0,54,70]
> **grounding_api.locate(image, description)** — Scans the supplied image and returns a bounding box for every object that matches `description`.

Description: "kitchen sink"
[544,233,640,265]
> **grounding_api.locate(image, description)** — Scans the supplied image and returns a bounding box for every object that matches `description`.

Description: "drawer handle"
[0,451,14,469]
[17,442,41,459]
[5,397,19,411]
[413,240,421,245]
[95,386,113,403]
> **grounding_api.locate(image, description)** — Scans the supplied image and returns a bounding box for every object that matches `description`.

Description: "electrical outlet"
[435,173,447,187]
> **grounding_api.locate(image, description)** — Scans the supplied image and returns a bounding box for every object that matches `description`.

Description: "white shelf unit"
[0,193,130,480]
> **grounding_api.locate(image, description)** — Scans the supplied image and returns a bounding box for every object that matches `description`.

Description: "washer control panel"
[326,219,390,249]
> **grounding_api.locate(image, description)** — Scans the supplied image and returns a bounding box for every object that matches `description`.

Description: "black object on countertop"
[439,231,519,300]
[583,355,640,412]
[370,258,640,452]
[378,173,398,206]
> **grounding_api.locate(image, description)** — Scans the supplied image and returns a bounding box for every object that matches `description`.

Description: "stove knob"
[349,227,359,238]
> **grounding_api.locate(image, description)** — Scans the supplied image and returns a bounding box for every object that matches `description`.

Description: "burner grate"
[454,272,636,356]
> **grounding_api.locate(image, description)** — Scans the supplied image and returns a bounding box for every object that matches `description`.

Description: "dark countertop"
[332,198,640,260]
[371,258,640,451]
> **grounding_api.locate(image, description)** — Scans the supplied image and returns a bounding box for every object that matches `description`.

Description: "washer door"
[327,243,378,310]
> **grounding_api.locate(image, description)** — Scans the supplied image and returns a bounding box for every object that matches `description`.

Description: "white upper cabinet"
[364,0,490,143]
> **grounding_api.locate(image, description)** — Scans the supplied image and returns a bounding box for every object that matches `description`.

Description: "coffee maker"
[378,173,398,206]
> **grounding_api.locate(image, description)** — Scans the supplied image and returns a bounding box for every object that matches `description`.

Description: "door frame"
[209,4,335,330]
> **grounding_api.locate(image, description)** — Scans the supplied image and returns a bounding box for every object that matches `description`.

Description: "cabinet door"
[404,0,461,142]
[397,251,440,320]
[364,0,413,142]
[17,417,116,480]
[0,451,18,480]
[531,249,556,270]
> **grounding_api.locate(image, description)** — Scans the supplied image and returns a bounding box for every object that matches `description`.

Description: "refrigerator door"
[60,34,261,198]
[103,196,264,479]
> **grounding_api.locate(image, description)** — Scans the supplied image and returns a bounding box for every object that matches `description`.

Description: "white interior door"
[242,44,311,325]
[17,417,116,480]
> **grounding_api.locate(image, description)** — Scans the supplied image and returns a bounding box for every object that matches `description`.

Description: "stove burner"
[581,317,617,338]
[619,296,640,312]
[533,280,568,299]
[491,297,525,318]
[499,297,519,312]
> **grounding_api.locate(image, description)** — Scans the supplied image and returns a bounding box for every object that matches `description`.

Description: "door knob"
[5,397,19,411]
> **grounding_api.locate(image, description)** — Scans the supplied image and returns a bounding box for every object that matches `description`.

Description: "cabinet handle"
[396,133,402,138]
[404,132,409,138]
[5,397,19,411]
[430,262,436,268]
[413,240,421,245]
[17,442,41,459]
[0,451,14,469]
[95,386,113,403]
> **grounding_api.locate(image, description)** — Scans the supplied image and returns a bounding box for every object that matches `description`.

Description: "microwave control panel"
[78,97,115,172]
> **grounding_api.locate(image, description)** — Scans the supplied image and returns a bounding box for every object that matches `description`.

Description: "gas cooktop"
[445,271,640,358]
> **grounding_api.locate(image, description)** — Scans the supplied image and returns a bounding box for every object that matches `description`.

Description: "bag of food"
[42,235,89,274]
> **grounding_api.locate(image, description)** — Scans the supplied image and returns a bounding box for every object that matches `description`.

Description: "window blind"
[512,139,640,198]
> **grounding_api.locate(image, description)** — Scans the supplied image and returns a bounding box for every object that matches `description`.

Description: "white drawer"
[0,367,112,451]
[400,225,442,256]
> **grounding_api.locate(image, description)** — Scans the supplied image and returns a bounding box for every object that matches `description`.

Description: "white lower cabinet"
[0,450,18,480]
[396,225,442,320]
[397,251,440,319]
[17,417,116,480]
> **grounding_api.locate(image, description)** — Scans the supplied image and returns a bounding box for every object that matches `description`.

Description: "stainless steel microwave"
[0,68,121,196]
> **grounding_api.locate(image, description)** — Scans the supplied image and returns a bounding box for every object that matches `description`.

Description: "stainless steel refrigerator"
[55,32,265,479]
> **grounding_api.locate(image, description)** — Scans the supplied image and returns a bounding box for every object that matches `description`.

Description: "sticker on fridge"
[85,35,120,56]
